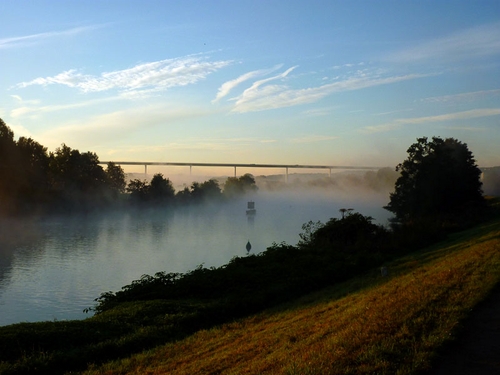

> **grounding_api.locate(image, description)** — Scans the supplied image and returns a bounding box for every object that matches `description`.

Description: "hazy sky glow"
[1,0,499,170]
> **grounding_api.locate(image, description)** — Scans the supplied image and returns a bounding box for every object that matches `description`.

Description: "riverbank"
[1,204,499,374]
[78,214,500,374]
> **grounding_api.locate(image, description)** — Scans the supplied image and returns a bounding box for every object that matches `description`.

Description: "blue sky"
[1,0,500,171]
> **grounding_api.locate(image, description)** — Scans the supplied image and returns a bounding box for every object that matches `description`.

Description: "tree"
[149,173,175,204]
[201,179,222,198]
[126,179,149,203]
[339,208,353,219]
[300,212,388,252]
[16,137,50,208]
[223,173,258,197]
[189,181,204,202]
[0,119,19,213]
[385,137,483,223]
[105,162,126,195]
[48,144,108,209]
[175,186,192,205]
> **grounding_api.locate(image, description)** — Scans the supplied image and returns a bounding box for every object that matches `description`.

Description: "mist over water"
[0,185,392,326]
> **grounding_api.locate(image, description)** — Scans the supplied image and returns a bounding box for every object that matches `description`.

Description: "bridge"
[98,161,381,182]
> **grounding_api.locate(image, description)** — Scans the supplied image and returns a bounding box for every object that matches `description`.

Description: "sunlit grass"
[81,218,500,375]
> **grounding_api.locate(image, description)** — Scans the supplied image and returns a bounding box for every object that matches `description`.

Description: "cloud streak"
[290,135,339,143]
[0,25,103,49]
[419,89,500,104]
[387,22,500,63]
[231,67,429,113]
[362,108,500,133]
[212,64,283,103]
[16,55,233,93]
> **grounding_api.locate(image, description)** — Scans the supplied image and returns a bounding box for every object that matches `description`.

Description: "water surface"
[0,191,390,326]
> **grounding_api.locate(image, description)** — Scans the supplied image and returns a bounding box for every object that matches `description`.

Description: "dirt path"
[427,284,500,374]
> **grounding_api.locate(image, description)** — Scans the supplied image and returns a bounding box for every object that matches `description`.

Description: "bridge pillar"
[190,165,192,176]
[234,166,237,177]
[144,164,147,176]
[285,167,289,183]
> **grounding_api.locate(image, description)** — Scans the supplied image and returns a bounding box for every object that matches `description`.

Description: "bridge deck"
[98,161,381,180]
[98,161,380,170]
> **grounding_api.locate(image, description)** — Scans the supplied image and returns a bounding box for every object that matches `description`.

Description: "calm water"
[0,191,390,326]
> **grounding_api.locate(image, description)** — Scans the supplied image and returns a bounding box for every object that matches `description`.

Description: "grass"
[78,216,500,375]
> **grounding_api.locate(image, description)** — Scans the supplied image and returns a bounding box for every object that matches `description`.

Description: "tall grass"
[80,218,500,374]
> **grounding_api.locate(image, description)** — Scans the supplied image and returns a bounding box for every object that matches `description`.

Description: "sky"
[1,0,500,174]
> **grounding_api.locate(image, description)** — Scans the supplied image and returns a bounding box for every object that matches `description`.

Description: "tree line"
[0,118,256,216]
[1,116,488,226]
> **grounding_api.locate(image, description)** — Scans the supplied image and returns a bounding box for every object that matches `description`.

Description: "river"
[0,190,391,326]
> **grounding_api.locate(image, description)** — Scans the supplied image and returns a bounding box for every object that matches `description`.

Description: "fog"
[0,171,396,326]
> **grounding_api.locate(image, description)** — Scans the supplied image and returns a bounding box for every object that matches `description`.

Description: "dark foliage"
[385,137,484,224]
[186,178,223,203]
[302,212,391,253]
[0,119,24,214]
[105,162,126,196]
[0,117,256,216]
[48,144,111,211]
[0,119,130,215]
[149,173,175,204]
[223,173,258,197]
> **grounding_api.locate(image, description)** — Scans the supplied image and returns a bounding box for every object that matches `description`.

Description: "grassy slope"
[80,217,500,375]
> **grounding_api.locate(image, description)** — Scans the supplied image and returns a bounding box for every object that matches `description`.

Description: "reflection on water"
[0,191,391,326]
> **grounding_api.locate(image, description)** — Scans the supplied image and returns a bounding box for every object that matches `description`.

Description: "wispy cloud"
[331,62,365,70]
[212,64,283,103]
[387,22,500,63]
[301,107,335,117]
[419,89,500,104]
[362,108,500,133]
[16,55,233,93]
[0,25,103,49]
[231,67,429,113]
[443,126,487,132]
[373,108,413,116]
[290,135,339,143]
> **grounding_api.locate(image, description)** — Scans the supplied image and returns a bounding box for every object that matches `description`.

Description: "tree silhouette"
[339,208,353,219]
[149,173,175,204]
[105,162,126,196]
[302,212,387,252]
[126,179,149,203]
[223,174,258,197]
[0,119,18,214]
[48,144,109,209]
[16,137,50,209]
[385,137,483,223]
